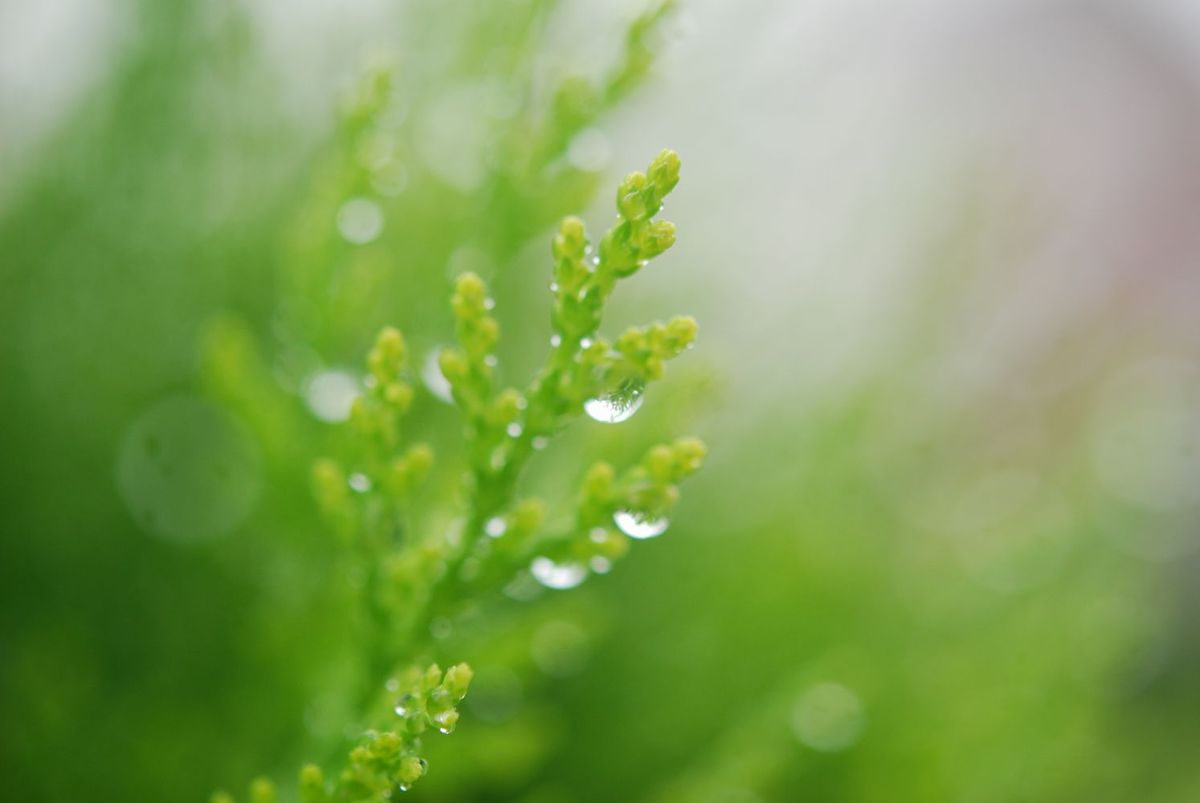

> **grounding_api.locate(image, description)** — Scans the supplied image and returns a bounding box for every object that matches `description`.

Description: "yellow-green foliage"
[233,150,703,800]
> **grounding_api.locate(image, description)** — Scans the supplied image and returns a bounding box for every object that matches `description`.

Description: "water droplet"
[337,197,384,244]
[484,297,496,310]
[418,758,428,771]
[506,422,523,438]
[303,369,360,423]
[422,349,454,403]
[791,682,865,752]
[531,436,549,451]
[613,510,669,539]
[589,556,612,573]
[386,677,400,693]
[549,334,563,348]
[484,354,498,368]
[431,710,457,734]
[485,516,507,538]
[394,693,416,717]
[580,337,593,349]
[588,527,608,543]
[348,473,372,493]
[530,557,587,590]
[396,782,410,793]
[584,378,645,424]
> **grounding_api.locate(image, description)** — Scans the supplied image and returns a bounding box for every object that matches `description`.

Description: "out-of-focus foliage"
[3,1,1200,802]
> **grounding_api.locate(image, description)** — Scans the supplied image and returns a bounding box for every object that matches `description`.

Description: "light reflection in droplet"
[431,709,456,734]
[529,557,586,590]
[422,349,454,403]
[348,473,372,493]
[484,516,507,538]
[613,510,669,539]
[393,693,415,717]
[584,388,644,424]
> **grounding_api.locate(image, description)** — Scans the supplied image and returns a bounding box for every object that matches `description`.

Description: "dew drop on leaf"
[584,378,645,424]
[530,557,587,590]
[422,349,454,404]
[613,510,669,539]
[394,693,416,717]
[431,710,456,734]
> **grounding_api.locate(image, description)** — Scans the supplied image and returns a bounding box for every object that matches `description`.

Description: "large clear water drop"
[584,378,645,424]
[613,510,669,539]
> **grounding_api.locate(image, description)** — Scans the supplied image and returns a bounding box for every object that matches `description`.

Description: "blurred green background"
[3,0,1200,801]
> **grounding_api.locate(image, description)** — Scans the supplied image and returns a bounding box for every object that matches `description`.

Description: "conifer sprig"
[219,150,703,802]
